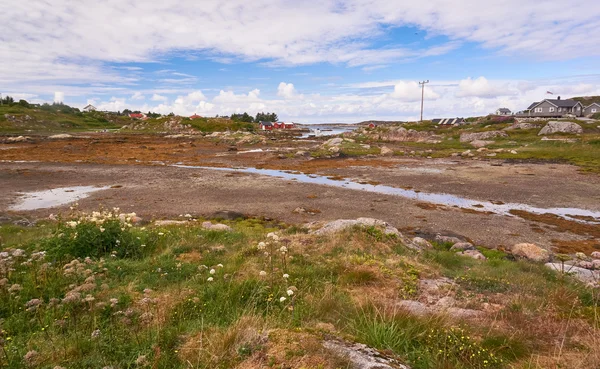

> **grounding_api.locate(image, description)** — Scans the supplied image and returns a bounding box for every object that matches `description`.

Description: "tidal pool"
[10,186,110,211]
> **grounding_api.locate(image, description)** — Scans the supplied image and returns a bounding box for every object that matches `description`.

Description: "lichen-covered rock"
[323,339,410,369]
[312,218,401,237]
[538,121,583,135]
[380,146,394,156]
[450,242,475,251]
[510,243,550,262]
[457,249,486,260]
[545,263,600,286]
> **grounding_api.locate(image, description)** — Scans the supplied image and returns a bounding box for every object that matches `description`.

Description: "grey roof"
[527,102,539,110]
[259,121,273,126]
[432,118,465,125]
[497,108,511,113]
[546,99,580,108]
[585,102,600,108]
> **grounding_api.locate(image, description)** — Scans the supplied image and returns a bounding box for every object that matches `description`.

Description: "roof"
[259,121,273,126]
[530,99,582,109]
[83,104,96,109]
[190,114,202,119]
[432,118,465,125]
[129,113,144,118]
[497,108,511,113]
[585,102,600,108]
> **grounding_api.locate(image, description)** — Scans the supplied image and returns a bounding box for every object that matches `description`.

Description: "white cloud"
[455,77,511,98]
[131,92,145,100]
[389,81,439,102]
[54,91,64,103]
[151,93,168,102]
[277,82,297,99]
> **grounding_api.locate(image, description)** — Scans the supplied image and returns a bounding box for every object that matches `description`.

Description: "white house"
[83,104,97,112]
[495,108,511,115]
[583,103,600,116]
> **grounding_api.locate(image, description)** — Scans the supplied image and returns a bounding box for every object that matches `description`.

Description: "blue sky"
[2,0,599,123]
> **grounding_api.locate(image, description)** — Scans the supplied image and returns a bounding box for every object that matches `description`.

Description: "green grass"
[1,213,598,368]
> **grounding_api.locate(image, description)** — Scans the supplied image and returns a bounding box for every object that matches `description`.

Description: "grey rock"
[202,221,232,232]
[450,242,475,251]
[323,339,410,369]
[434,235,463,245]
[154,220,188,226]
[211,210,246,220]
[470,140,494,148]
[457,249,486,260]
[538,121,583,135]
[545,263,600,285]
[411,237,433,250]
[380,146,394,156]
[509,243,550,263]
[460,131,508,143]
[313,218,401,237]
[504,123,540,130]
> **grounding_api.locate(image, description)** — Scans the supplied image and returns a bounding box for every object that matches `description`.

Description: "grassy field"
[1,209,598,368]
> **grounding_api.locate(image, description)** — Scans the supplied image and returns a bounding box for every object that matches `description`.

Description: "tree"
[18,99,30,108]
[255,112,278,122]
[231,112,254,123]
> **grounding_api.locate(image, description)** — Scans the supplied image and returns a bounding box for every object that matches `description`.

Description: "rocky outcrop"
[450,242,475,251]
[154,220,188,226]
[457,249,486,260]
[504,122,541,130]
[509,243,550,262]
[380,146,394,156]
[545,263,600,286]
[48,134,73,139]
[323,339,410,369]
[311,218,401,237]
[202,221,232,231]
[538,121,583,135]
[470,140,494,148]
[459,131,508,143]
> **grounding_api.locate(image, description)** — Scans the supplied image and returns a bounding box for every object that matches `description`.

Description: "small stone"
[450,242,474,251]
[458,249,486,260]
[591,251,600,259]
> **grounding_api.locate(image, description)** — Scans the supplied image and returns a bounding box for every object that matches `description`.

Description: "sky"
[2,0,600,123]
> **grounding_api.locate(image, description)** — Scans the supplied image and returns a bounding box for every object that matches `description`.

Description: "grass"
[0,211,598,368]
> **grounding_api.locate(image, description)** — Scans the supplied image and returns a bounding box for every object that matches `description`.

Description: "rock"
[460,131,508,143]
[591,251,600,259]
[323,339,410,369]
[7,136,31,142]
[397,298,483,320]
[411,237,433,250]
[486,153,497,157]
[295,150,310,157]
[293,207,306,214]
[328,146,340,153]
[545,263,600,285]
[504,123,541,130]
[510,243,550,262]
[434,235,463,245]
[450,242,474,251]
[154,220,188,226]
[380,146,394,156]
[313,218,401,237]
[510,150,518,154]
[323,137,343,147]
[470,140,494,148]
[592,260,600,270]
[202,221,232,232]
[538,121,583,135]
[397,300,429,316]
[445,307,484,319]
[457,249,486,260]
[48,134,73,139]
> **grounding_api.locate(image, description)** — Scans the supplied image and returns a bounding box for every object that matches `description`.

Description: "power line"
[418,80,429,122]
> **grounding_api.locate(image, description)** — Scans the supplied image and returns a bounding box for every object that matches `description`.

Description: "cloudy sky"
[2,0,600,123]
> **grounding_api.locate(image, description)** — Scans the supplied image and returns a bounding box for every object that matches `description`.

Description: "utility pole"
[419,80,429,122]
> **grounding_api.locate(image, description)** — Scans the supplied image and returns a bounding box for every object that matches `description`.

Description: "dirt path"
[1,159,598,250]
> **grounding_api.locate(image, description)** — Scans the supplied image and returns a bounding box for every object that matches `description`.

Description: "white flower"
[279,246,288,253]
[158,232,164,236]
[217,264,223,268]
[279,297,286,302]
[207,277,214,282]
[257,242,266,250]
[287,289,294,296]
[209,269,216,275]
[66,221,78,228]
[283,274,289,279]
[259,271,267,277]
[267,232,279,241]
[99,227,105,233]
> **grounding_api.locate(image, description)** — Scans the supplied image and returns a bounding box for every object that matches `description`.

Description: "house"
[283,122,295,129]
[129,113,146,119]
[273,122,284,129]
[259,121,273,130]
[495,108,511,115]
[524,97,583,117]
[190,114,202,119]
[368,123,377,128]
[583,103,600,116]
[83,104,96,112]
[432,118,466,125]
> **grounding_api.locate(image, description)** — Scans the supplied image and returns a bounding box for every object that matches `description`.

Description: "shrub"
[43,210,154,259]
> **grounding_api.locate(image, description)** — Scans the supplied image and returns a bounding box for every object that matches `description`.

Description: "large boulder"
[538,121,583,135]
[460,131,508,143]
[323,339,410,369]
[470,140,494,148]
[510,243,550,262]
[545,263,600,285]
[322,137,344,147]
[504,122,541,131]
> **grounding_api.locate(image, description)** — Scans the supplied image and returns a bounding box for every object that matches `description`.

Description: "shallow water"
[173,164,600,224]
[10,186,110,211]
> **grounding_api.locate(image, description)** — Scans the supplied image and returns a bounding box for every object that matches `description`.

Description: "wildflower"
[283,273,289,279]
[99,227,105,233]
[279,297,286,303]
[198,265,208,271]
[207,277,214,282]
[109,298,119,307]
[25,298,43,312]
[287,289,294,296]
[279,246,288,253]
[217,263,223,268]
[158,232,164,236]
[23,350,38,366]
[140,312,154,324]
[257,242,266,250]
[259,271,267,277]
[66,221,78,228]
[209,269,216,275]
[84,294,95,303]
[143,288,153,295]
[62,291,82,304]
[135,355,148,366]
[91,329,101,339]
[8,284,22,294]
[267,232,279,241]
[12,249,25,257]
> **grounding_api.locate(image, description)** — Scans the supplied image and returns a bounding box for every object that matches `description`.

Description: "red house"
[368,123,377,128]
[259,121,273,130]
[190,114,202,119]
[283,122,295,129]
[129,113,146,119]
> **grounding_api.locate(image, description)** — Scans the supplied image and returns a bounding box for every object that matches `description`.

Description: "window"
[535,107,543,113]
[558,108,562,112]
[593,108,598,113]
[549,107,555,112]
